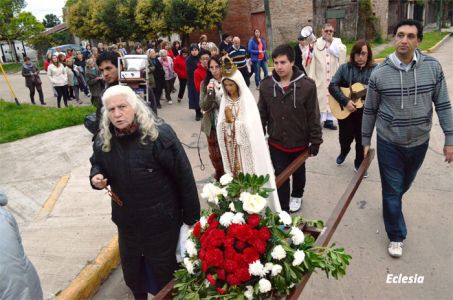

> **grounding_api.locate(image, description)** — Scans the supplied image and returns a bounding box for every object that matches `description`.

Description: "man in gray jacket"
[0,192,43,300]
[362,19,453,258]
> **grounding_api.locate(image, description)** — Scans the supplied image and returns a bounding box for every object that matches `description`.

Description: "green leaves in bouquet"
[227,173,272,198]
[305,244,352,280]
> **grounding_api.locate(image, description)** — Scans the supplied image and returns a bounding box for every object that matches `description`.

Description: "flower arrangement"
[174,173,351,299]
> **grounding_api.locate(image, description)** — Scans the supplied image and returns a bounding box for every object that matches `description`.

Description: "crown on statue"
[220,54,238,77]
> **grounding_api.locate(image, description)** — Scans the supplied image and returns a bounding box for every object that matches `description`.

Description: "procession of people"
[6,17,452,300]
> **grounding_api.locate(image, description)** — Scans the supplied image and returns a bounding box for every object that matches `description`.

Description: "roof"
[43,23,69,35]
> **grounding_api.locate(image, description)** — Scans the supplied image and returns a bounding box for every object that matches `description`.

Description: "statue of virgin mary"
[216,67,281,212]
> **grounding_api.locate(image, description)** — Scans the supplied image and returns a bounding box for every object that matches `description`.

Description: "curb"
[427,32,452,53]
[34,175,70,221]
[56,235,120,300]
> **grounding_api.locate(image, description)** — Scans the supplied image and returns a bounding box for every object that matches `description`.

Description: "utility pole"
[263,0,273,51]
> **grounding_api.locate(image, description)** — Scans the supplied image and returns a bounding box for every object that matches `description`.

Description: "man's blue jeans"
[377,137,428,242]
[253,59,268,87]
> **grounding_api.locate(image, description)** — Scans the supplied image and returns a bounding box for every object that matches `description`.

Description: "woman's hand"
[91,174,107,189]
[345,100,357,112]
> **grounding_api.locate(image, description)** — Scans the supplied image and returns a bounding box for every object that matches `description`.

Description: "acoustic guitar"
[328,82,367,120]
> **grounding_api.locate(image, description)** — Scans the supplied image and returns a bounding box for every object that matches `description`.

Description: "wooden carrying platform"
[154,149,375,299]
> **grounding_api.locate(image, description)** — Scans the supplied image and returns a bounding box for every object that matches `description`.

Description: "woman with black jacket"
[328,40,376,172]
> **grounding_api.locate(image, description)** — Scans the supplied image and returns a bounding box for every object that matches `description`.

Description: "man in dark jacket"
[90,85,200,298]
[258,44,322,213]
[293,35,307,75]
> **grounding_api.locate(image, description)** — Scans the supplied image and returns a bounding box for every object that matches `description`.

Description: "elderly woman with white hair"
[89,85,200,298]
[158,49,177,104]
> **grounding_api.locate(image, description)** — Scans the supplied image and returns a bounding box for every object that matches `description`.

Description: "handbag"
[84,113,97,134]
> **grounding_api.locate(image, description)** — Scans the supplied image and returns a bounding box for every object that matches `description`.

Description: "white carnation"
[185,239,197,257]
[200,183,224,205]
[183,257,195,274]
[219,212,235,227]
[241,192,267,214]
[229,202,236,212]
[264,262,274,273]
[271,264,283,276]
[271,245,286,260]
[290,227,305,245]
[220,173,233,185]
[248,260,266,277]
[292,249,305,266]
[258,278,272,293]
[199,216,207,228]
[278,211,292,225]
[244,285,254,300]
[232,212,246,224]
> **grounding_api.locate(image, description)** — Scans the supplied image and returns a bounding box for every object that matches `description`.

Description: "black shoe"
[195,114,202,121]
[324,122,338,130]
[157,104,162,109]
[336,153,348,165]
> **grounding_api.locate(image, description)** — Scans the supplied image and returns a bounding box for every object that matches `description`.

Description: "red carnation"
[216,268,226,281]
[205,248,224,269]
[236,267,251,282]
[242,247,260,263]
[207,274,216,286]
[227,224,240,237]
[224,236,235,248]
[216,287,226,294]
[258,227,271,241]
[227,273,241,286]
[235,224,253,242]
[235,240,247,251]
[208,213,217,224]
[249,238,267,254]
[224,259,238,273]
[247,214,261,228]
[209,229,225,247]
[193,222,201,239]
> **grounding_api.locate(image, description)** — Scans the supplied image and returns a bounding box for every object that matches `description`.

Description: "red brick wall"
[189,0,253,48]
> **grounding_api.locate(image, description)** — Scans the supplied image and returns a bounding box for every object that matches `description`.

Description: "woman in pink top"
[159,49,177,104]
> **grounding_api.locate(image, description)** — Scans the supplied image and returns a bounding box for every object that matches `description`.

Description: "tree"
[42,13,61,28]
[135,0,171,40]
[0,1,45,62]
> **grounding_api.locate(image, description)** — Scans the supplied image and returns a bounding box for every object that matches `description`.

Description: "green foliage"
[0,100,95,143]
[65,0,228,42]
[0,62,22,73]
[0,0,26,40]
[357,0,380,40]
[42,13,61,28]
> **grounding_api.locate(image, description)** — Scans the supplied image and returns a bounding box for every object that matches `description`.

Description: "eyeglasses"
[355,51,368,57]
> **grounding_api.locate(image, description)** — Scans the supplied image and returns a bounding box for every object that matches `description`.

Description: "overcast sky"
[24,0,66,23]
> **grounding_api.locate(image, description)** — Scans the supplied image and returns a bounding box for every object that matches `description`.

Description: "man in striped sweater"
[362,19,453,258]
[229,36,250,86]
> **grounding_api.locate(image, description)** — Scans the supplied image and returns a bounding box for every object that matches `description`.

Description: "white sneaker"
[289,197,302,212]
[388,241,403,258]
[354,167,368,178]
[168,100,173,105]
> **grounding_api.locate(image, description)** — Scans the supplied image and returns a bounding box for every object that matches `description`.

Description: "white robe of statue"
[217,69,281,212]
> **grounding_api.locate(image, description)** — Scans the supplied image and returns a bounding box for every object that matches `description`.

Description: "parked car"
[45,44,84,58]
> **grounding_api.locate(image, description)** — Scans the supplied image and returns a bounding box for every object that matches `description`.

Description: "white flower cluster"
[240,192,267,214]
[185,239,197,258]
[219,211,245,227]
[290,226,305,245]
[219,173,233,186]
[248,260,266,277]
[278,211,292,225]
[183,257,196,274]
[271,245,286,260]
[200,183,227,205]
[292,249,306,266]
[264,262,283,276]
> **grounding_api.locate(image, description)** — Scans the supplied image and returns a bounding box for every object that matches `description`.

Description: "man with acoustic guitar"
[328,40,376,172]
